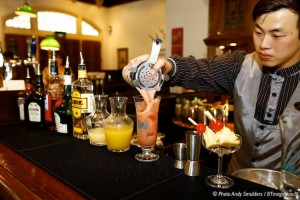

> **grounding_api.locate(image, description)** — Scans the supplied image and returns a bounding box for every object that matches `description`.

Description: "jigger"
[184,130,202,176]
[173,143,187,169]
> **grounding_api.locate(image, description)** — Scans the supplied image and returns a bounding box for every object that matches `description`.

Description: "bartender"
[125,0,300,173]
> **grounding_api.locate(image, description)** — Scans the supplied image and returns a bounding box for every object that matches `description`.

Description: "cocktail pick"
[188,117,206,133]
[188,117,197,125]
[204,110,224,132]
[204,110,216,122]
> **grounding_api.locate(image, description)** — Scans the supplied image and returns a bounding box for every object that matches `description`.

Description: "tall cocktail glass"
[133,95,161,162]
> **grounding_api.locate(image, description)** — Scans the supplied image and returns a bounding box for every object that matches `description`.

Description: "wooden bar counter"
[0,143,85,200]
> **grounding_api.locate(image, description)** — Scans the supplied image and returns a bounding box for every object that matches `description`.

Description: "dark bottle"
[54,56,73,135]
[44,51,63,131]
[17,67,34,122]
[25,65,45,128]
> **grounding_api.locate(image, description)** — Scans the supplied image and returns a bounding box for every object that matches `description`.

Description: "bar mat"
[128,167,283,200]
[0,123,74,151]
[22,140,182,199]
[0,124,283,200]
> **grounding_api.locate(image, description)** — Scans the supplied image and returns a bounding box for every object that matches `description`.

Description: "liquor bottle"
[44,51,63,131]
[71,52,94,139]
[54,56,73,135]
[24,36,37,83]
[18,67,35,122]
[26,64,45,128]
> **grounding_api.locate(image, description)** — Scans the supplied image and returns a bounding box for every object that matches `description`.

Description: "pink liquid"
[136,98,160,146]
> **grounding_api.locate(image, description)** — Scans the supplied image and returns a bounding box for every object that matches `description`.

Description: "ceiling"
[76,0,141,7]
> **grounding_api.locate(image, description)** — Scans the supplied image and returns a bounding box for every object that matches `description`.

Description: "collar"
[262,61,300,78]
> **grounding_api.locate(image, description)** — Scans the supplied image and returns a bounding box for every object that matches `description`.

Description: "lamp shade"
[15,1,37,18]
[40,35,60,51]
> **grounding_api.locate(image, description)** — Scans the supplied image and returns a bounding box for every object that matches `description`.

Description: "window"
[37,11,77,34]
[5,11,99,36]
[5,15,31,29]
[82,21,99,36]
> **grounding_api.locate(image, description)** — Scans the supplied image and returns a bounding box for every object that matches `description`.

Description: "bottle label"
[18,97,25,121]
[54,113,68,134]
[64,75,72,85]
[81,93,93,113]
[73,125,83,134]
[71,90,93,119]
[28,102,41,122]
[19,104,25,120]
[44,94,53,122]
[78,70,87,79]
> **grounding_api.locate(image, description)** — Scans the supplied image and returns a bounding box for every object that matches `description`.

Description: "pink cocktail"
[134,95,161,162]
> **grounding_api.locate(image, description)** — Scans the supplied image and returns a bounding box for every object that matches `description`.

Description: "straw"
[188,117,197,125]
[204,110,216,122]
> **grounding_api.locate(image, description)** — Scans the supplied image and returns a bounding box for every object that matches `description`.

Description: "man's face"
[253,8,300,68]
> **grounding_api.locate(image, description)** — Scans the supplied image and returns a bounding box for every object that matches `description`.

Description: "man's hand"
[126,54,173,76]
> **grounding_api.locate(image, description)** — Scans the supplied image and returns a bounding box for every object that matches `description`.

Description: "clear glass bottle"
[71,52,93,140]
[87,95,110,146]
[44,51,63,131]
[103,97,134,152]
[54,56,73,135]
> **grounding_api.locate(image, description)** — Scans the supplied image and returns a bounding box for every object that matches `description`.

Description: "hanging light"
[40,35,60,51]
[15,0,37,18]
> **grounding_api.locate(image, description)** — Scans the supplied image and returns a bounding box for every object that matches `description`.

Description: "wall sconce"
[40,35,60,51]
[15,0,37,18]
[108,26,112,35]
[40,35,60,75]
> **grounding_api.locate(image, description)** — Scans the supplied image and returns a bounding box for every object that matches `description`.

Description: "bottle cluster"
[18,51,98,139]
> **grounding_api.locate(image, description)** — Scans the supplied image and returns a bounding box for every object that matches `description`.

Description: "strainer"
[122,38,168,91]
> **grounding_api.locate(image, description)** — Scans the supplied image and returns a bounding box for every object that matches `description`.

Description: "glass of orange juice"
[133,95,161,162]
[103,97,133,152]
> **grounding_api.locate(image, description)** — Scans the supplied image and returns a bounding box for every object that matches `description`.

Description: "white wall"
[166,0,209,58]
[0,0,208,70]
[106,0,166,68]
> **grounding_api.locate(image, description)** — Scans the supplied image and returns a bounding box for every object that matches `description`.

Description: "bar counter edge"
[0,143,85,200]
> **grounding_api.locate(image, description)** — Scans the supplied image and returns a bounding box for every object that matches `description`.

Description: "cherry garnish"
[209,120,224,132]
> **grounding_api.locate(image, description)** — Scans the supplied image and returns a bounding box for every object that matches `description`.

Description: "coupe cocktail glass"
[202,134,242,189]
[133,95,161,162]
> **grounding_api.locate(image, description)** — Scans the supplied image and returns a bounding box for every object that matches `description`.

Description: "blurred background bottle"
[71,52,93,139]
[25,64,45,128]
[54,56,73,135]
[44,51,63,131]
[17,67,34,122]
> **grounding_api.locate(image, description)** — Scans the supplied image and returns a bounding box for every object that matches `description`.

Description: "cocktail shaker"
[184,130,202,176]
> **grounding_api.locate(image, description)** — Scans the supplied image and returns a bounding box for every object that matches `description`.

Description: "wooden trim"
[117,48,128,69]
[0,144,85,200]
